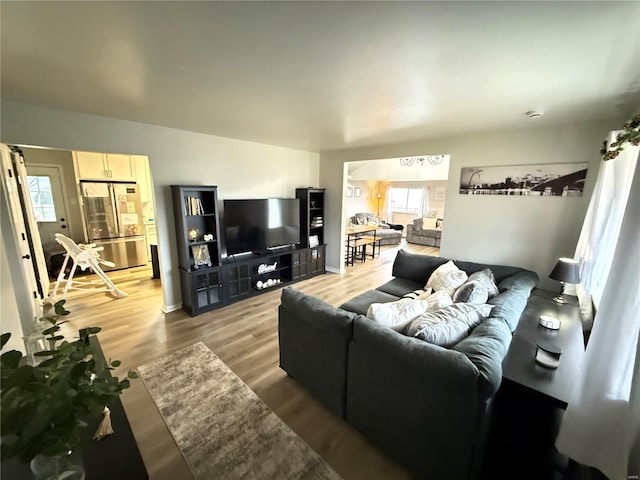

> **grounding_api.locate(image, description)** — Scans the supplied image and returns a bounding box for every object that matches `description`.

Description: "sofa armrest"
[278,287,358,417]
[346,317,486,479]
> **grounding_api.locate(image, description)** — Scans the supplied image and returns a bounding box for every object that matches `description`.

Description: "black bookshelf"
[296,188,325,248]
[171,185,223,315]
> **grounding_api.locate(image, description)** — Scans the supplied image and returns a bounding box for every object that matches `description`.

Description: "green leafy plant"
[600,114,640,160]
[0,300,138,463]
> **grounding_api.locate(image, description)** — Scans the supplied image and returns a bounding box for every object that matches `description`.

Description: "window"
[388,187,425,214]
[27,175,56,222]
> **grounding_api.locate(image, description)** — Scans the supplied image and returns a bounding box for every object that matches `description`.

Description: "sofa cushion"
[340,289,399,316]
[467,268,500,298]
[487,287,531,332]
[425,260,468,292]
[405,303,494,347]
[453,259,530,285]
[377,278,425,297]
[497,270,539,292]
[367,298,430,332]
[421,217,438,230]
[452,279,489,304]
[391,249,448,284]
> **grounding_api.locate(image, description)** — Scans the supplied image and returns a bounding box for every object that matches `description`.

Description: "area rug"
[137,342,341,479]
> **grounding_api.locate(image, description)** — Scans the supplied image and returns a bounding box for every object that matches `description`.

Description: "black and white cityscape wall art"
[459,162,588,196]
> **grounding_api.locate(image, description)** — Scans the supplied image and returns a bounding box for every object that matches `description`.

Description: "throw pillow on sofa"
[404,303,494,347]
[467,268,500,298]
[425,260,468,293]
[452,279,489,304]
[367,298,430,332]
[424,290,454,311]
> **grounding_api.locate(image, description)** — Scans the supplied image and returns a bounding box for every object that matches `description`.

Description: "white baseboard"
[162,303,182,313]
[326,266,343,274]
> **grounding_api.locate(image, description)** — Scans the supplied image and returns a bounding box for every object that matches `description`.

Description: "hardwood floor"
[56,241,438,480]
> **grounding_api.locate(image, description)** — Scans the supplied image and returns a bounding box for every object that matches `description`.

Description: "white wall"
[1,100,319,311]
[321,119,623,289]
[344,180,372,218]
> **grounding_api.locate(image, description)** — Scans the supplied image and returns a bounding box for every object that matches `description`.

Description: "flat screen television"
[224,198,300,255]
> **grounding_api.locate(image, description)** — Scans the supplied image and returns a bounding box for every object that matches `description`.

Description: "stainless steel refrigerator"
[80,181,147,271]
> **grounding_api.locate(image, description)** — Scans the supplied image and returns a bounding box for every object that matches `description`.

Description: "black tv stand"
[220,244,326,307]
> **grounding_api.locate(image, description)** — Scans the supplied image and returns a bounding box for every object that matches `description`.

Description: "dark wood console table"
[485,288,585,479]
[1,336,148,480]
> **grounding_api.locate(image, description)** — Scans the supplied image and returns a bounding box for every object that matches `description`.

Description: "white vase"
[30,450,85,480]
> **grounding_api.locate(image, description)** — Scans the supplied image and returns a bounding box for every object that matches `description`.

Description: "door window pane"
[27,176,56,222]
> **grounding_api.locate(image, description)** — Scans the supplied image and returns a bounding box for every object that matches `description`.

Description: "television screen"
[224,199,300,255]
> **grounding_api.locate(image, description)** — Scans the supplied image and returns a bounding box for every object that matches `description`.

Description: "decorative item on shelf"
[549,257,580,304]
[535,341,562,369]
[203,234,214,242]
[309,235,319,247]
[0,300,137,477]
[257,262,278,274]
[256,278,282,290]
[539,315,561,330]
[188,227,199,242]
[191,245,212,269]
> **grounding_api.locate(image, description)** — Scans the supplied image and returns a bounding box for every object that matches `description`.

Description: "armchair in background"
[406,217,442,247]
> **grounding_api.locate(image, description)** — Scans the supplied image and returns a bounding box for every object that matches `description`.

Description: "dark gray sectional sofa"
[278,250,538,480]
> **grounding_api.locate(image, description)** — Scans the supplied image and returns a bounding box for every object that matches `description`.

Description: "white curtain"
[418,187,429,218]
[573,142,638,308]
[555,146,640,480]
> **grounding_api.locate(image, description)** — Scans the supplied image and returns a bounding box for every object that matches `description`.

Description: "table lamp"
[549,257,580,304]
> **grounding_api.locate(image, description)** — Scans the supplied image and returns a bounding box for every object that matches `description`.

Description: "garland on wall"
[600,114,640,160]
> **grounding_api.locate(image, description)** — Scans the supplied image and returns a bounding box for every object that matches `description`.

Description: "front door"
[25,165,72,247]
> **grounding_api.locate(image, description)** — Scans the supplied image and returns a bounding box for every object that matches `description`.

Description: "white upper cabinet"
[131,154,153,203]
[105,154,134,180]
[74,151,135,181]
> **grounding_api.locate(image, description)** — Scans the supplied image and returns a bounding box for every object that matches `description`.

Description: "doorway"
[25,164,73,248]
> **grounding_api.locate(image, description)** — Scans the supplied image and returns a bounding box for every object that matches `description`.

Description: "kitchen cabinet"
[131,155,153,203]
[74,151,134,181]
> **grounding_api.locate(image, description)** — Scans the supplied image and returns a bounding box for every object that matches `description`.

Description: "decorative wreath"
[600,114,640,160]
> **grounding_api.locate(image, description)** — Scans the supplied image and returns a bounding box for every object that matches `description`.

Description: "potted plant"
[0,300,138,479]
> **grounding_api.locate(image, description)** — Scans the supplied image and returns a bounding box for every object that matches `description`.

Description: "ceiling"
[2,1,639,152]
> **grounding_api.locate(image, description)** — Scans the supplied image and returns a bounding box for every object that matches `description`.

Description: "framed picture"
[435,187,445,201]
[354,187,361,197]
[346,187,353,197]
[459,162,588,196]
[191,245,212,269]
[435,218,443,230]
[309,235,319,247]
